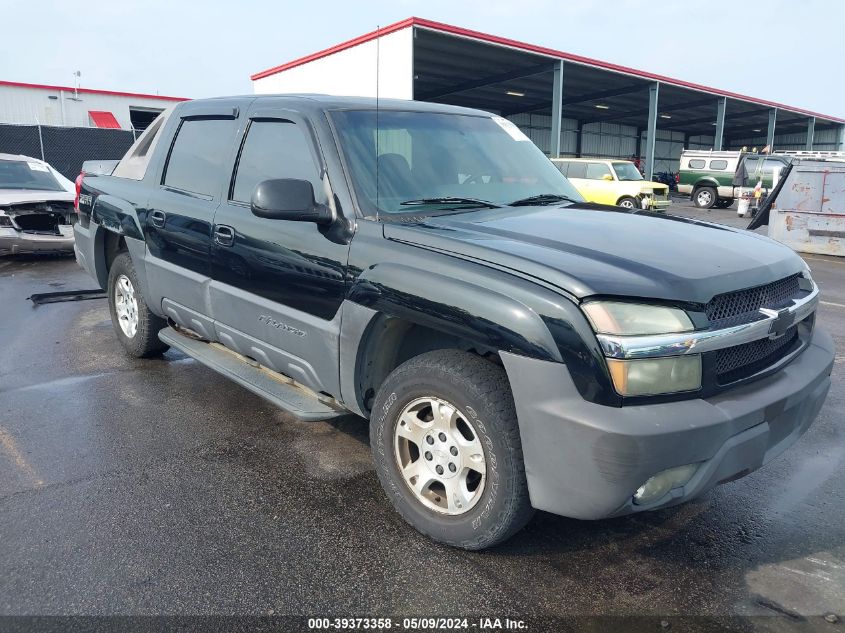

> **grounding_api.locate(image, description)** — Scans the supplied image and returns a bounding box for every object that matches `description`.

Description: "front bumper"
[500,327,834,520]
[0,226,74,255]
[646,195,671,211]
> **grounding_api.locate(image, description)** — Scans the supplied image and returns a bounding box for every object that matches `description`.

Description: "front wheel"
[370,350,534,550]
[617,196,639,209]
[107,252,169,358]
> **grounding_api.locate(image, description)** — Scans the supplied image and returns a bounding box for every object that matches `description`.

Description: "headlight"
[582,301,694,335]
[583,302,700,396]
[607,356,701,396]
[800,264,814,290]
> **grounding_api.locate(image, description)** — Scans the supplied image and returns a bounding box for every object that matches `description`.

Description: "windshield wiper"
[508,194,581,206]
[399,197,500,209]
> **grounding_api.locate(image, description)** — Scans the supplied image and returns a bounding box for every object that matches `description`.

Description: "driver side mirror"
[250,179,334,225]
[602,173,614,181]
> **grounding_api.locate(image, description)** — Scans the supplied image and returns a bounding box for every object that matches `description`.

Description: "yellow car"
[551,158,671,211]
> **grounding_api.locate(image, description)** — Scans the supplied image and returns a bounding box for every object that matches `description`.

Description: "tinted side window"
[585,162,613,180]
[232,120,321,203]
[163,118,235,197]
[709,159,728,170]
[567,162,587,178]
[688,159,706,169]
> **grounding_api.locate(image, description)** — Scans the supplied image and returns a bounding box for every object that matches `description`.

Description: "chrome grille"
[714,325,799,384]
[706,274,802,326]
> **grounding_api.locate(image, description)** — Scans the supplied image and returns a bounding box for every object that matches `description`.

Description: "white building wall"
[252,28,414,99]
[0,84,178,129]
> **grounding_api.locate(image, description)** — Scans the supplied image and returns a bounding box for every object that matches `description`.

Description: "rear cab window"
[709,159,728,170]
[688,159,706,169]
[162,118,237,198]
[553,161,570,177]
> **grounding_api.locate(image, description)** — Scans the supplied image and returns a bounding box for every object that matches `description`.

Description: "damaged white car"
[0,154,76,255]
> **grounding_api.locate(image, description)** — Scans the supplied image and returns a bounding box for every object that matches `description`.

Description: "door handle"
[150,210,166,228]
[214,224,235,247]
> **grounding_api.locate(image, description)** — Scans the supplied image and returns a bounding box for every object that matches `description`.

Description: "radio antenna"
[375,24,380,222]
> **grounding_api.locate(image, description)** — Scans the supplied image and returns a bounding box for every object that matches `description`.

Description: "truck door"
[143,103,240,338]
[209,106,350,396]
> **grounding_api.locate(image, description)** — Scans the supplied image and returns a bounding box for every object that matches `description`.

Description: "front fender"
[348,262,562,362]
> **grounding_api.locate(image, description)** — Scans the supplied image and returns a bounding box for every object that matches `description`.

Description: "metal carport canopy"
[252,17,845,175]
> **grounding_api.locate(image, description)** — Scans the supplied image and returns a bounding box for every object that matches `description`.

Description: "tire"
[617,196,639,210]
[107,251,168,358]
[370,350,534,550]
[693,186,717,209]
[715,198,734,209]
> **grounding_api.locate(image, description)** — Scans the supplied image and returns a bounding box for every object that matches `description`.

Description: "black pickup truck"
[73,95,834,550]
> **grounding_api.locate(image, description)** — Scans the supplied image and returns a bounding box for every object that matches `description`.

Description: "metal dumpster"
[749,157,845,256]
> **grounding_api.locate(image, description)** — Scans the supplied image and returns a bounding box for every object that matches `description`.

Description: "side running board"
[158,326,346,421]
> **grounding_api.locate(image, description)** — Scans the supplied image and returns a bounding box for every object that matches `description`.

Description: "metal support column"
[838,125,845,151]
[805,117,816,150]
[575,121,583,156]
[714,97,727,151]
[550,60,564,157]
[644,82,659,181]
[766,108,778,150]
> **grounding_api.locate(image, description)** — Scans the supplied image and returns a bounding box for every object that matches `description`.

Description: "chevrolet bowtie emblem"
[759,306,796,339]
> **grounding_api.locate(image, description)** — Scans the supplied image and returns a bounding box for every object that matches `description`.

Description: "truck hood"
[0,189,74,206]
[383,204,805,304]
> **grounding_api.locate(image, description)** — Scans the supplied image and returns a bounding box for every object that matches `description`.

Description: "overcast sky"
[2,0,841,117]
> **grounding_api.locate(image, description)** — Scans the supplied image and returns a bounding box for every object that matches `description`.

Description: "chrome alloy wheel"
[394,396,487,515]
[114,274,139,338]
[696,189,714,206]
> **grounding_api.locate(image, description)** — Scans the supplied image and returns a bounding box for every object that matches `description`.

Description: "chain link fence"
[0,123,135,179]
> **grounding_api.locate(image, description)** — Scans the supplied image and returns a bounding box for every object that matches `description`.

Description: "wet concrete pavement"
[1,208,843,622]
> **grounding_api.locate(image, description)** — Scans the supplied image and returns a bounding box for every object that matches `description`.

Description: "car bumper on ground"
[500,327,834,520]
[0,226,75,255]
[647,197,671,211]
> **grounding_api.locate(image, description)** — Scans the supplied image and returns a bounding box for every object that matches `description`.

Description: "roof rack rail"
[772,150,845,159]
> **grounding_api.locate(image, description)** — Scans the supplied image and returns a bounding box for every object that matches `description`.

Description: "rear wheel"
[617,196,639,209]
[107,252,168,358]
[370,350,534,550]
[693,186,717,209]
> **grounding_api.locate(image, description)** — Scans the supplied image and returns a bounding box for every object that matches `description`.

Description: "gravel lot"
[1,200,843,628]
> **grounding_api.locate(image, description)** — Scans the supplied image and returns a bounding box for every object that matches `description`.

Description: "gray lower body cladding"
[500,327,834,520]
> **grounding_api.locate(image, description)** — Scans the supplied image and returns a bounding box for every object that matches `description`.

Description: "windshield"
[331,110,584,216]
[612,162,643,181]
[0,159,64,191]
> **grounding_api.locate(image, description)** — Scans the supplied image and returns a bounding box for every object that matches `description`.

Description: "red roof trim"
[250,18,416,81]
[0,80,187,102]
[250,16,845,124]
[88,111,121,129]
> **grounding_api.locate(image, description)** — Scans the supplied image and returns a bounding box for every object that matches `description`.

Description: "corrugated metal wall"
[507,112,720,172]
[727,127,840,151]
